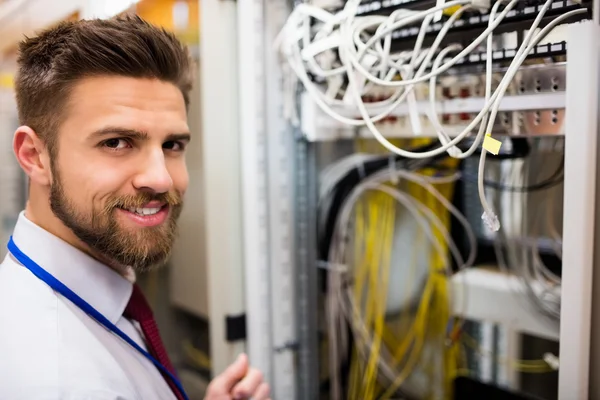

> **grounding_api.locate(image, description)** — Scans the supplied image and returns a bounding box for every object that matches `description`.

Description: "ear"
[13,126,52,186]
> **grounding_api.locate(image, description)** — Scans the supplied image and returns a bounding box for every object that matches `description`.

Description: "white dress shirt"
[0,212,177,400]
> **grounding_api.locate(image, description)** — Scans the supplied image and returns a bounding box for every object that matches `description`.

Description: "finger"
[253,382,271,400]
[206,353,249,394]
[231,368,264,399]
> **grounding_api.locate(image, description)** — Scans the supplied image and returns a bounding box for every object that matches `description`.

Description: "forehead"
[60,76,189,138]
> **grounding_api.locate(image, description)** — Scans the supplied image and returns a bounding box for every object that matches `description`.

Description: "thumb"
[208,353,249,394]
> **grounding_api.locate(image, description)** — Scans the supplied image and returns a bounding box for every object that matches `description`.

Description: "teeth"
[126,207,161,216]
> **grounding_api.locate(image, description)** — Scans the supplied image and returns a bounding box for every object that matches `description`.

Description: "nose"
[132,149,173,193]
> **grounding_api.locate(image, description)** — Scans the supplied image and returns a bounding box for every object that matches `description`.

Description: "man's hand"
[204,353,271,400]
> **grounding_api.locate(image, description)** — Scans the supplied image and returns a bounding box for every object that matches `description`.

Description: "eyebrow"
[166,133,192,143]
[90,127,191,143]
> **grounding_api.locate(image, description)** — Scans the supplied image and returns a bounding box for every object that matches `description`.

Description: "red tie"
[124,284,184,400]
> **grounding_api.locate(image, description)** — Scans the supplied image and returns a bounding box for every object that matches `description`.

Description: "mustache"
[104,191,183,211]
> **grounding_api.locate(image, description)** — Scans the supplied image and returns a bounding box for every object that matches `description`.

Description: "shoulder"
[0,254,60,396]
[0,256,126,400]
[0,253,60,344]
[0,256,138,400]
[0,251,57,304]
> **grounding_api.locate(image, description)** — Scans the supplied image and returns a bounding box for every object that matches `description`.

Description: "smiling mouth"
[118,202,169,215]
[116,204,170,228]
[122,206,165,216]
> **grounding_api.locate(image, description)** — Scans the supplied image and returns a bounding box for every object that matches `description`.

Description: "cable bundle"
[275,0,586,232]
[320,145,476,399]
[318,137,564,398]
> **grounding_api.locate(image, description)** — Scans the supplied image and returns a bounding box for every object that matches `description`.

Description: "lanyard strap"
[7,237,189,400]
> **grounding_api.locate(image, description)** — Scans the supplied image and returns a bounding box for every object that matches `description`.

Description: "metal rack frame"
[558,17,600,400]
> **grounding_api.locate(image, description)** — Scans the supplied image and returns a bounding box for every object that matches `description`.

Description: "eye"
[103,138,131,150]
[163,141,186,152]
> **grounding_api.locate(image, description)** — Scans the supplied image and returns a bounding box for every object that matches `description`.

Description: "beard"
[49,170,183,273]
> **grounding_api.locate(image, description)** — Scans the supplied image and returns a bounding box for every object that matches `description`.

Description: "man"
[0,16,269,400]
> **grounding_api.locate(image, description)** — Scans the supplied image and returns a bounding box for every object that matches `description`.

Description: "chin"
[131,255,171,273]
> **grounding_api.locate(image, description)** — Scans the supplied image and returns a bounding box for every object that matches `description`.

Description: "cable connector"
[481,211,500,232]
[469,0,491,12]
[435,0,446,22]
[543,353,560,370]
[447,146,462,158]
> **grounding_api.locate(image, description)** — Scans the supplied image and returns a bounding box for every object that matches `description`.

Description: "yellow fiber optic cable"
[367,195,396,399]
[380,275,435,399]
[363,195,383,399]
[351,192,380,398]
[345,154,462,399]
[359,193,378,398]
[365,193,395,398]
[350,191,399,398]
[359,194,375,397]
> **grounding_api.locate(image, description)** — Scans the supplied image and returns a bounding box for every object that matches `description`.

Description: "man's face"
[49,76,190,272]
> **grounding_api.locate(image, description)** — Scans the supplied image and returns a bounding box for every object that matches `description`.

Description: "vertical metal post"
[237,0,296,397]
[237,0,273,384]
[558,20,600,400]
[294,136,320,400]
[265,0,298,398]
[587,2,600,398]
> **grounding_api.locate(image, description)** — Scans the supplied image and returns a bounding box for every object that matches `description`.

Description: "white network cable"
[275,0,586,232]
[491,143,563,321]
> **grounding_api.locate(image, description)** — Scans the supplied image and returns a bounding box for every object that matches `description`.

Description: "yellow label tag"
[483,134,502,155]
[443,5,462,16]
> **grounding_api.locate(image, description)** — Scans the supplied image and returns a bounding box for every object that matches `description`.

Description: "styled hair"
[14,15,193,154]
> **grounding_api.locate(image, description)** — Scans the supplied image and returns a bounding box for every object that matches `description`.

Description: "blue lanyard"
[7,236,189,400]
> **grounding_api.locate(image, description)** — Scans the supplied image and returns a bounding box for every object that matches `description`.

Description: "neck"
[25,195,129,277]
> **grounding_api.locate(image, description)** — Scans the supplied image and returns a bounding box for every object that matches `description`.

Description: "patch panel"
[353,0,452,15]
[451,41,567,67]
[387,1,589,52]
[345,0,590,18]
[319,1,588,61]
[300,63,566,140]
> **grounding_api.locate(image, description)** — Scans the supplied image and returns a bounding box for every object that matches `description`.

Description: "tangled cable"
[275,0,586,233]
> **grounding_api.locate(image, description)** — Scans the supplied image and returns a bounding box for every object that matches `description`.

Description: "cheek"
[169,161,189,194]
[59,163,126,206]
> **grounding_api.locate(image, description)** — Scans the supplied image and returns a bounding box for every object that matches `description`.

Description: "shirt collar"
[10,211,134,324]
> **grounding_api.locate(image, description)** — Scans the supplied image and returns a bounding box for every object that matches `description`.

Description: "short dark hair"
[15,15,193,154]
